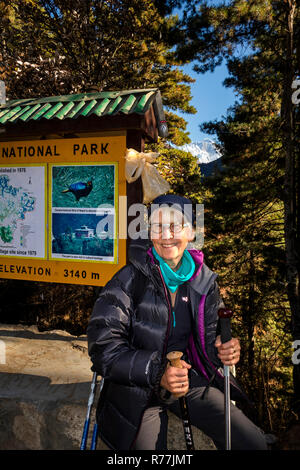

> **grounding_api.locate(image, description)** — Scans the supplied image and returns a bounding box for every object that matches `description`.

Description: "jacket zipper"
[157,264,173,357]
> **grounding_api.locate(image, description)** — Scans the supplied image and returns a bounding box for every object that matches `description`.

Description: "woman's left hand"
[215,335,241,366]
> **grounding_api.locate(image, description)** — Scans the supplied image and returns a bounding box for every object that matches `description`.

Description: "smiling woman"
[87,194,267,451]
[149,199,195,270]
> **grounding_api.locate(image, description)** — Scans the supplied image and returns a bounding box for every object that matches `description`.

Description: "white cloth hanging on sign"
[125,148,170,203]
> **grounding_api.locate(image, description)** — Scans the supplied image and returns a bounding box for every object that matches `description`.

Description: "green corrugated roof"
[0,88,163,126]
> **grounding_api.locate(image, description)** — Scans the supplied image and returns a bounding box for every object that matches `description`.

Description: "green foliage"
[0,0,195,144]
[146,140,206,204]
[172,0,299,434]
[163,111,192,146]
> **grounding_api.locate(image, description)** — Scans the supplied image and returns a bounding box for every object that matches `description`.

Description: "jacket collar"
[188,249,217,296]
[128,238,153,277]
[129,239,216,295]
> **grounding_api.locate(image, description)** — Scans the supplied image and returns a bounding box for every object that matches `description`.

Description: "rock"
[0,324,215,450]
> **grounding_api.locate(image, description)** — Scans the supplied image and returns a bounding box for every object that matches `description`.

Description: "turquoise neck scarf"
[152,247,195,293]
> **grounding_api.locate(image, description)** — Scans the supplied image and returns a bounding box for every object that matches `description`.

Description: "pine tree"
[206,112,289,434]
[171,0,300,429]
[0,0,196,144]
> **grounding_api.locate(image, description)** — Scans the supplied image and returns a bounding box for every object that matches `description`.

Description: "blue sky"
[173,0,237,144]
[177,61,237,143]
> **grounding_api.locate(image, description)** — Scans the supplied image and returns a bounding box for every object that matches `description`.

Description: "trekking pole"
[218,308,233,450]
[166,351,195,450]
[80,371,98,450]
[90,376,104,450]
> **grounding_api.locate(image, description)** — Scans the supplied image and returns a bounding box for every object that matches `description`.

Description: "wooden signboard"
[0,133,127,285]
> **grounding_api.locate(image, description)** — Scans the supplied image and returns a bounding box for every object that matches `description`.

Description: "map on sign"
[0,165,46,258]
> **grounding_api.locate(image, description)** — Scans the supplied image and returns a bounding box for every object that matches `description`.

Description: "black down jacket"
[87,239,246,450]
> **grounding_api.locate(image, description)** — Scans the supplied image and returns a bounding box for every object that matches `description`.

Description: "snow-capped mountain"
[170,138,222,164]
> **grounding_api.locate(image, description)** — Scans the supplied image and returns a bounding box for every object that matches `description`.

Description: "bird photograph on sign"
[50,163,117,262]
[53,164,114,208]
[61,179,93,202]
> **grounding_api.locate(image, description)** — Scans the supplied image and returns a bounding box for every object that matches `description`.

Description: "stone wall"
[0,324,215,450]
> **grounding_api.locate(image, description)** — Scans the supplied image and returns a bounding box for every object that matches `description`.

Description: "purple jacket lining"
[191,294,222,379]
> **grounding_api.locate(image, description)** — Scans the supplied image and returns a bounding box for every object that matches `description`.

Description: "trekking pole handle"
[218,308,233,344]
[166,351,185,397]
[167,350,183,368]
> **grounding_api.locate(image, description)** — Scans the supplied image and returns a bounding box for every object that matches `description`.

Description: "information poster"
[50,163,117,262]
[0,134,127,285]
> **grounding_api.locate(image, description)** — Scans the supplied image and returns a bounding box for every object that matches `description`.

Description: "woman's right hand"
[160,360,191,397]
